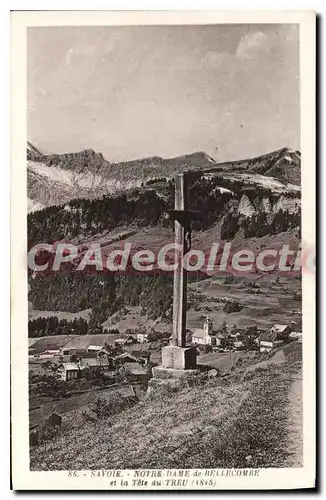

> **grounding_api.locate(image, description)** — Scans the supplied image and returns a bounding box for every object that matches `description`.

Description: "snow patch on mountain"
[222,172,300,195]
[27,160,144,206]
[272,196,301,214]
[212,186,235,196]
[28,198,45,213]
[28,160,104,189]
[238,194,256,217]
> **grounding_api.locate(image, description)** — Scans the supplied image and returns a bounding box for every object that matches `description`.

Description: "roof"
[271,324,290,333]
[289,331,302,337]
[39,349,60,355]
[234,341,244,348]
[259,331,278,343]
[113,335,136,344]
[82,358,111,367]
[115,353,138,362]
[59,362,80,371]
[215,332,226,340]
[87,345,103,351]
[230,332,241,337]
[67,349,92,358]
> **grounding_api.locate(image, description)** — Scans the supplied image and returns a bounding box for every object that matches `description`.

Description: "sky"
[27,24,300,163]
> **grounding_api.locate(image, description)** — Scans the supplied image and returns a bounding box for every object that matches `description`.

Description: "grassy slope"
[30,360,302,470]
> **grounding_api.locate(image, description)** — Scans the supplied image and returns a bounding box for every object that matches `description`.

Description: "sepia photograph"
[10,10,316,490]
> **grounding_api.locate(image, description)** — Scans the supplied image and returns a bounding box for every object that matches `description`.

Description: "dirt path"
[284,373,303,467]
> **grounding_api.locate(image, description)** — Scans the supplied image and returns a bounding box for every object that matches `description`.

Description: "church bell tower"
[204,316,213,335]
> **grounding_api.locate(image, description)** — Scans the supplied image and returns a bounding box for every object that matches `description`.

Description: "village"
[29,316,302,383]
[28,311,302,447]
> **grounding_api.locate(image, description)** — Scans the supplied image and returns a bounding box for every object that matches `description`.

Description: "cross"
[168,173,202,348]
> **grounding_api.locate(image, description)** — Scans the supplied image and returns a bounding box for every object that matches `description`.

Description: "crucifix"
[163,172,202,369]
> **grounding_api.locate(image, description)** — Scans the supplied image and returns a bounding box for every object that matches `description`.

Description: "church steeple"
[204,315,213,335]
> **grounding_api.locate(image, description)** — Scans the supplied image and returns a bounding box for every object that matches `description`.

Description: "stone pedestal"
[161,345,197,370]
[152,366,199,379]
[147,346,198,394]
[148,365,200,394]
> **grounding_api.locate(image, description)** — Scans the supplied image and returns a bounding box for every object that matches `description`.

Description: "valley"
[27,143,303,471]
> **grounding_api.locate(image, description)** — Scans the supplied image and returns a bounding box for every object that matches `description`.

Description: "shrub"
[29,373,69,399]
[30,420,61,448]
[223,301,243,314]
[86,395,136,421]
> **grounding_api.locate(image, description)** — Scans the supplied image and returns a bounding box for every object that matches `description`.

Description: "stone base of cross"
[161,345,197,371]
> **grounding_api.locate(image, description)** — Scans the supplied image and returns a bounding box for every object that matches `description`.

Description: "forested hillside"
[29,272,174,325]
[28,171,300,249]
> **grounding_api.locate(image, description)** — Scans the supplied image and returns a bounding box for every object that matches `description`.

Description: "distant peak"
[27,141,44,157]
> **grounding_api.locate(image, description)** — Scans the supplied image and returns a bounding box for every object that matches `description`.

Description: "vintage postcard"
[11,10,316,490]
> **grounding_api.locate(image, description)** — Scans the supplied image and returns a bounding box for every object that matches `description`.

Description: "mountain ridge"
[27,144,301,211]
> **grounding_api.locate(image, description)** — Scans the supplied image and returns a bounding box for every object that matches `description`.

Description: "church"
[191,316,225,346]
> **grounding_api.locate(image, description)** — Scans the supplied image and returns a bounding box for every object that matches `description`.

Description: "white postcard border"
[11,9,316,490]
